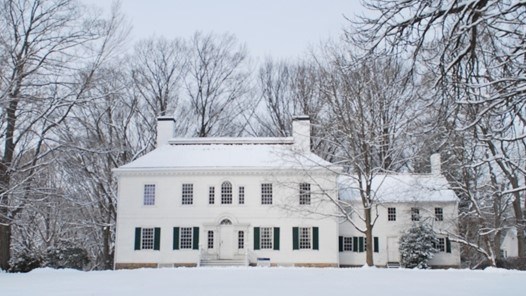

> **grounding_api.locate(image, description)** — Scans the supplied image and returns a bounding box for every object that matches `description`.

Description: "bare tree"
[354,0,526,258]
[0,0,127,270]
[184,32,251,137]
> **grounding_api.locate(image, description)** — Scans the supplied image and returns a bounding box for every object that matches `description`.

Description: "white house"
[338,171,461,268]
[113,116,461,268]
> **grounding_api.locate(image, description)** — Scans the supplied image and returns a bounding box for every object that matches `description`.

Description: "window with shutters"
[135,227,160,251]
[435,207,444,221]
[239,186,245,204]
[207,230,214,249]
[260,227,273,249]
[180,227,193,249]
[143,184,155,205]
[299,183,311,205]
[209,186,215,204]
[411,207,420,221]
[141,228,154,249]
[261,183,273,205]
[221,181,233,204]
[437,237,445,252]
[182,184,193,205]
[388,207,396,221]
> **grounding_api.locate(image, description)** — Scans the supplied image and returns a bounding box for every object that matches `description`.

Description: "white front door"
[387,236,400,262]
[219,225,234,259]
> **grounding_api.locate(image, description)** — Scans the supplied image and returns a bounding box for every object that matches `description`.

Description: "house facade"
[113,116,461,268]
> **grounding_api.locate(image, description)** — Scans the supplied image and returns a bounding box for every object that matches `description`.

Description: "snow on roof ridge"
[168,137,294,145]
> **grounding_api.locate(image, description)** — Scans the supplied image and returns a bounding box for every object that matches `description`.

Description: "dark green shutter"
[446,238,451,253]
[134,227,141,250]
[254,227,260,250]
[292,227,299,250]
[358,237,364,252]
[154,227,161,250]
[374,237,379,253]
[339,236,343,252]
[313,227,319,250]
[273,227,280,250]
[193,227,200,250]
[353,237,358,252]
[173,227,180,250]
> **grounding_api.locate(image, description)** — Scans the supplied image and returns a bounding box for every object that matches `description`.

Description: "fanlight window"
[220,219,232,225]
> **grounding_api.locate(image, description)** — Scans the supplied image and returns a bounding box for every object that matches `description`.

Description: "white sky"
[82,0,366,60]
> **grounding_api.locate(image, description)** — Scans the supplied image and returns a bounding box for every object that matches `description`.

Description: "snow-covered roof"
[338,174,458,203]
[115,137,336,172]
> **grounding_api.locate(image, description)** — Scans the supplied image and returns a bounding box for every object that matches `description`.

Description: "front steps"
[386,262,401,268]
[200,258,247,267]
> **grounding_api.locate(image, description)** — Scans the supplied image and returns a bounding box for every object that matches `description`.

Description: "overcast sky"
[82,0,366,60]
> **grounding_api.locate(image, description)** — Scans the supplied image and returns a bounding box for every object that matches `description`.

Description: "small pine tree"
[399,223,438,269]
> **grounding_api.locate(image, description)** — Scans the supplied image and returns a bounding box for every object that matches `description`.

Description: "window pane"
[343,237,353,251]
[299,183,311,205]
[388,207,396,221]
[143,184,155,205]
[207,230,214,249]
[180,227,193,249]
[239,186,245,205]
[411,208,420,221]
[182,184,193,205]
[141,228,154,249]
[209,186,215,204]
[221,181,233,204]
[435,207,443,221]
[261,183,273,205]
[260,227,273,249]
[238,231,244,249]
[299,227,311,249]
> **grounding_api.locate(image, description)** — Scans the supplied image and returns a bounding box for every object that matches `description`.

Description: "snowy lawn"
[1,267,524,296]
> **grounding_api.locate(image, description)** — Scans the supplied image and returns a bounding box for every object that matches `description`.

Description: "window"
[180,227,193,249]
[434,237,451,253]
[343,237,353,251]
[207,230,214,249]
[143,184,155,205]
[260,227,273,249]
[388,207,396,221]
[173,227,199,250]
[299,183,311,205]
[339,236,379,253]
[435,207,444,221]
[299,227,312,249]
[134,227,160,251]
[209,186,215,204]
[293,227,319,250]
[238,231,245,249]
[254,227,279,250]
[411,207,420,221]
[238,186,245,204]
[436,238,445,252]
[261,183,273,205]
[221,181,233,204]
[141,228,154,249]
[182,184,193,205]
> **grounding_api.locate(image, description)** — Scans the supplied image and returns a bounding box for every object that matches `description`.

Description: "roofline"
[168,137,294,145]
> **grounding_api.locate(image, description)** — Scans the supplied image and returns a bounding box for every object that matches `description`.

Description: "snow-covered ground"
[1,267,523,296]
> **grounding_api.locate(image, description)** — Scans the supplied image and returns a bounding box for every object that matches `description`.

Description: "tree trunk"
[364,207,374,266]
[0,224,11,270]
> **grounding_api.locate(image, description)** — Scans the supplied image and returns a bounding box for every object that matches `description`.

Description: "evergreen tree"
[399,223,438,269]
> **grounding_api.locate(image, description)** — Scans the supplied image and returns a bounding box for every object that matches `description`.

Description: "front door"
[387,236,400,262]
[219,225,234,259]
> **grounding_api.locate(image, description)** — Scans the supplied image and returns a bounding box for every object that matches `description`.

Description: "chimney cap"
[292,115,310,121]
[157,116,175,122]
